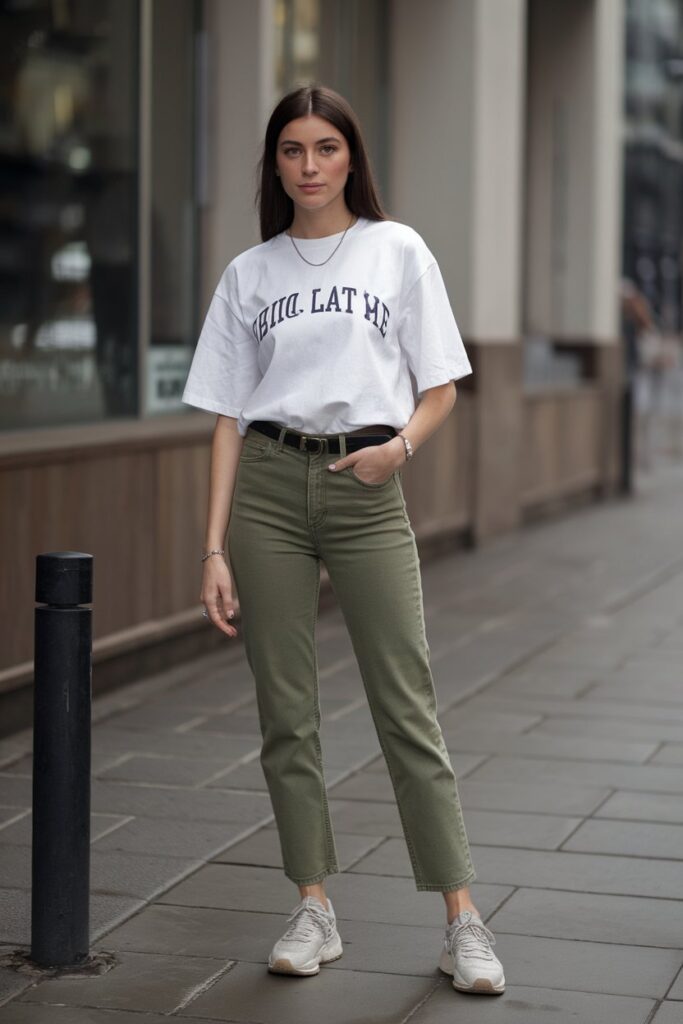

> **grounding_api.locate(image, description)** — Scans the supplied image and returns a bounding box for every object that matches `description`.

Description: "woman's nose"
[303,153,319,173]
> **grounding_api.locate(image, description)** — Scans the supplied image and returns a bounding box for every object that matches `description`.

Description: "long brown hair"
[256,83,389,242]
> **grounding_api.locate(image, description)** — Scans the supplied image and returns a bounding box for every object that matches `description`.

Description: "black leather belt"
[248,419,397,454]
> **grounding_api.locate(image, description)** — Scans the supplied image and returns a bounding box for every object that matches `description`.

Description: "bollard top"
[35,552,93,606]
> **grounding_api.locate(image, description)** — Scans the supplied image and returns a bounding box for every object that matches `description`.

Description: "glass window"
[146,0,200,415]
[0,0,139,430]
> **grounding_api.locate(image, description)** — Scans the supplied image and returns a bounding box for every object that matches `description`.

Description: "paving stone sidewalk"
[1,463,683,1023]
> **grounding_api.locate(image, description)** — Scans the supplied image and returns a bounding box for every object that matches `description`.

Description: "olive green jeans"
[227,424,477,893]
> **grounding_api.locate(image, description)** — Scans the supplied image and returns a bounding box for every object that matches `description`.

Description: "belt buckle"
[299,435,323,453]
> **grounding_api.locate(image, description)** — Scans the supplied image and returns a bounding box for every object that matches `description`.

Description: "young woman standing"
[182,84,505,997]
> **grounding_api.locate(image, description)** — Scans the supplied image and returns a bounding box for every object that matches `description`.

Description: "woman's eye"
[283,146,337,156]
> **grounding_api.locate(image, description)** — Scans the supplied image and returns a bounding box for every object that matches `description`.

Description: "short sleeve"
[181,262,260,418]
[397,260,472,397]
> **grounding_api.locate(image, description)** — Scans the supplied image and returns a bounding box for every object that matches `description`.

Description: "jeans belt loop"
[339,432,347,458]
[277,425,287,451]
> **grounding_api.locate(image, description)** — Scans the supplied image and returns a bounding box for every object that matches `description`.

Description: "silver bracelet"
[398,433,414,460]
[201,548,225,563]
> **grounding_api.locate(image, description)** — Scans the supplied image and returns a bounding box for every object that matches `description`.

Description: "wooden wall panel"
[157,443,211,617]
[401,392,474,537]
[521,388,601,507]
[1,452,158,672]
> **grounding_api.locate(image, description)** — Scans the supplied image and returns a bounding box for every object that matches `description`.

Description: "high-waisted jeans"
[227,423,477,892]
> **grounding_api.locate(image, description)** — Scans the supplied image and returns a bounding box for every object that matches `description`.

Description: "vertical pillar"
[201,0,276,307]
[469,0,527,540]
[593,0,626,495]
[390,0,527,541]
[526,0,625,494]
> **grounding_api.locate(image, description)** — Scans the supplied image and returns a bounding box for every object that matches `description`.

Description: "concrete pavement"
[1,462,683,1022]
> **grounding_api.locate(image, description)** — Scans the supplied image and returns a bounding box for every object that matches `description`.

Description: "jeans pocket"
[347,467,396,489]
[239,436,275,462]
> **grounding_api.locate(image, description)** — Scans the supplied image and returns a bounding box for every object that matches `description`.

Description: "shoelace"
[446,914,497,961]
[280,898,334,944]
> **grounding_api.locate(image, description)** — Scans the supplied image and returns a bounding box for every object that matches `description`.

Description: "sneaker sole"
[451,975,505,994]
[268,938,343,977]
[439,948,505,995]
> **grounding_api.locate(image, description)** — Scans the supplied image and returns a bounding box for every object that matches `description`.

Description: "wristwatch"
[398,433,414,461]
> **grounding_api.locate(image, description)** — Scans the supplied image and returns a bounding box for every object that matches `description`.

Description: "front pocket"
[239,436,274,462]
[347,467,396,489]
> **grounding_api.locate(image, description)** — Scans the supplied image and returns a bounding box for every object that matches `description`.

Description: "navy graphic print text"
[252,285,391,343]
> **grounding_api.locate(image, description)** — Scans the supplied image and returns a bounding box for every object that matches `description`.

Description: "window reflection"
[147,0,199,415]
[0,0,138,429]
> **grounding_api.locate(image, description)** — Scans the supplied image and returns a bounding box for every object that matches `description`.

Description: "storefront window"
[0,0,139,430]
[146,0,200,414]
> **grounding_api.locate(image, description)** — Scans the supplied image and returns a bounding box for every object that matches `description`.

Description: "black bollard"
[31,551,93,967]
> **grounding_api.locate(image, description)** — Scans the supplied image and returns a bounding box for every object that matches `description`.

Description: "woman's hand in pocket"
[201,558,239,638]
[328,436,405,485]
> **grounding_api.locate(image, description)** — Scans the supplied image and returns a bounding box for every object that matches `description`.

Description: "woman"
[182,84,505,997]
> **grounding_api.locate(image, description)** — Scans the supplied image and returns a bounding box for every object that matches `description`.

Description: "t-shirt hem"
[181,393,242,418]
[416,365,473,392]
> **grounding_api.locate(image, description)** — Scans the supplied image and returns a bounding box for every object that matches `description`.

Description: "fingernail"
[329,464,336,471]
[227,611,234,619]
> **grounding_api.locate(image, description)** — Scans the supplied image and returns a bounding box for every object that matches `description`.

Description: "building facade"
[3,0,672,729]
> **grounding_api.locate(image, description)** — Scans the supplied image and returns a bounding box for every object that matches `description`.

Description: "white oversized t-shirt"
[181,216,472,436]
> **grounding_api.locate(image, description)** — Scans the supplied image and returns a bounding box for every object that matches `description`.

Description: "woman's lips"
[299,184,324,191]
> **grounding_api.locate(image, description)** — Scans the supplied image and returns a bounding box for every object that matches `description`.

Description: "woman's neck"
[287,207,357,240]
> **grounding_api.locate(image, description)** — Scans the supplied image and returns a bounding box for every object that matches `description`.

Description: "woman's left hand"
[328,437,405,485]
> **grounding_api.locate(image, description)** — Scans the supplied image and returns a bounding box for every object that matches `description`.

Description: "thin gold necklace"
[286,215,357,267]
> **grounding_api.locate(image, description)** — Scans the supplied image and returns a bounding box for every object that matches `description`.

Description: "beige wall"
[389,0,475,329]
[591,0,625,340]
[525,0,624,341]
[389,0,526,342]
[201,0,276,309]
[470,0,527,341]
[389,0,528,540]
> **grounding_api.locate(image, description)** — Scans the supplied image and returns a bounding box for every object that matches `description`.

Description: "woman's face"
[275,114,353,214]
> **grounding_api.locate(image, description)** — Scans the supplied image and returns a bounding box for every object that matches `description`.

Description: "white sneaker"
[438,909,505,994]
[268,895,343,976]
